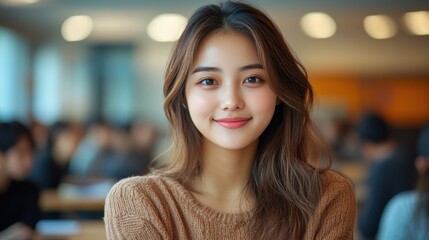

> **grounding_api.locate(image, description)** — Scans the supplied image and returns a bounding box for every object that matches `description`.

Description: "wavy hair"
[160,1,330,239]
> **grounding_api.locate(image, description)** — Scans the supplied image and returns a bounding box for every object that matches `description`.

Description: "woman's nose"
[220,85,244,111]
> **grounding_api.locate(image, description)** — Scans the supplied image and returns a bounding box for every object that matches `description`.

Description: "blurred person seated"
[127,120,158,176]
[29,121,83,189]
[91,121,157,180]
[378,123,429,240]
[71,120,157,180]
[68,119,110,177]
[356,112,417,240]
[0,121,41,240]
[88,123,132,179]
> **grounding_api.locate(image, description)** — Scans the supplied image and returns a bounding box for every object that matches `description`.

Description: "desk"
[36,220,106,240]
[41,190,105,212]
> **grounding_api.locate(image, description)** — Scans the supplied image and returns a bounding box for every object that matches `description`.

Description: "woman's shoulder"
[107,174,176,200]
[304,169,357,239]
[105,174,182,218]
[110,174,166,188]
[320,169,354,191]
[317,169,356,209]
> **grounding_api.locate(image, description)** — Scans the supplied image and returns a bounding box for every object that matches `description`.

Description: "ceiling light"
[147,14,187,42]
[363,15,397,39]
[0,0,39,5]
[403,11,429,35]
[300,12,337,39]
[90,14,145,42]
[61,15,93,42]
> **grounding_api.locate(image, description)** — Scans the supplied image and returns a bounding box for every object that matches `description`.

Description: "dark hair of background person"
[416,124,429,222]
[0,121,35,153]
[356,112,390,143]
[160,1,330,239]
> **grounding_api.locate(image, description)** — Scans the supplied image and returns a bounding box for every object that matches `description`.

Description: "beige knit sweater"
[104,170,356,240]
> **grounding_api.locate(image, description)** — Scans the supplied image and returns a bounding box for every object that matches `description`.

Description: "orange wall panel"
[309,74,429,127]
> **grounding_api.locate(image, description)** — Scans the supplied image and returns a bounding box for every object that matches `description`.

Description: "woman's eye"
[244,76,262,84]
[199,78,217,86]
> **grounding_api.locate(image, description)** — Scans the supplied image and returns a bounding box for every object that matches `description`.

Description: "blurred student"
[104,1,356,239]
[94,122,157,179]
[68,119,110,177]
[29,121,81,189]
[378,123,429,240]
[0,122,41,239]
[357,112,417,239]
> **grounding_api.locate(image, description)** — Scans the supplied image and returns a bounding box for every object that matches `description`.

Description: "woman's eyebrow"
[192,66,221,74]
[192,64,263,74]
[239,63,263,71]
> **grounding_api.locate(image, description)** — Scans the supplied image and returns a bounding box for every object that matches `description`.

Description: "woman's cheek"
[187,91,217,117]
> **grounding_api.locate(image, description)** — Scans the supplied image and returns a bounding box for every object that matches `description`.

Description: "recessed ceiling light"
[363,15,397,39]
[1,0,39,5]
[300,12,337,39]
[147,14,187,42]
[61,15,93,42]
[90,13,145,42]
[403,11,429,35]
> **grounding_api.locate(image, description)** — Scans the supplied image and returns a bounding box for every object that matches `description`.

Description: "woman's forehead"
[191,31,261,69]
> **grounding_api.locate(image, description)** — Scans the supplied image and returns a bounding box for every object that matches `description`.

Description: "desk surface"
[41,190,105,212]
[36,220,106,240]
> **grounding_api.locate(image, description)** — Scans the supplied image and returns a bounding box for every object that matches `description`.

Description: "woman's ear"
[415,156,429,175]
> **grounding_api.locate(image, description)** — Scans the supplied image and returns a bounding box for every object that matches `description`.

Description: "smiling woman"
[185,32,277,151]
[104,1,356,239]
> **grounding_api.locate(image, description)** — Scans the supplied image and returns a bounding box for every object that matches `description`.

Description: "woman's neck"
[189,139,257,213]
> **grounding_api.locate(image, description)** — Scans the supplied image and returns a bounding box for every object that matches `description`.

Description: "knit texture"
[104,170,356,240]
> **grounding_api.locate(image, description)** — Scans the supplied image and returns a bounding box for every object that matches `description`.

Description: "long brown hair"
[160,1,330,239]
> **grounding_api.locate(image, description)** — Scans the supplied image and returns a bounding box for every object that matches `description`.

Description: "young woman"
[378,124,429,240]
[104,1,356,239]
[0,122,40,240]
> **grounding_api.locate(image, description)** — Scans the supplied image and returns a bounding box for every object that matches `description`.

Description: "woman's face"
[1,136,34,180]
[185,31,277,151]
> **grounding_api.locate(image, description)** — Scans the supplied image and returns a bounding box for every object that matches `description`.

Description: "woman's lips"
[214,117,252,129]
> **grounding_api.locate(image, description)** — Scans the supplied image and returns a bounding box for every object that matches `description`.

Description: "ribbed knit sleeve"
[104,177,166,240]
[304,171,357,240]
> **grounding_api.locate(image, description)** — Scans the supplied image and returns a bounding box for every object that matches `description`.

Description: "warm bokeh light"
[403,11,429,35]
[300,12,337,39]
[61,15,93,42]
[363,15,397,39]
[1,0,39,5]
[90,14,145,42]
[147,14,187,42]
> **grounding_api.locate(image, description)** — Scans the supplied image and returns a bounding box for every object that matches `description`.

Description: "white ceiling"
[0,0,428,74]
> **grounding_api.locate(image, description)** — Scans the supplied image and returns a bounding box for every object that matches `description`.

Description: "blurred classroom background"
[0,0,428,239]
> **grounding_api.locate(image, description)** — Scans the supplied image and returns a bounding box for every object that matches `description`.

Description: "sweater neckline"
[161,176,253,226]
